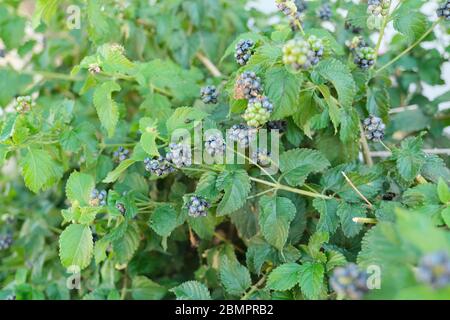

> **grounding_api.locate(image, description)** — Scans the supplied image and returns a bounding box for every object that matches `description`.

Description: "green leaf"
[314,58,356,109]
[112,222,140,264]
[216,170,251,216]
[170,281,211,300]
[292,91,320,137]
[393,8,428,44]
[307,232,329,262]
[0,113,17,142]
[32,0,61,28]
[219,255,252,296]
[393,136,426,181]
[313,198,339,234]
[279,148,330,187]
[259,196,296,250]
[308,28,344,55]
[103,159,136,183]
[140,132,159,157]
[298,262,324,300]
[59,224,93,270]
[367,86,390,122]
[266,263,302,291]
[93,81,121,137]
[166,106,208,133]
[442,207,450,227]
[337,202,366,238]
[65,172,95,206]
[437,178,450,204]
[131,276,167,300]
[20,148,62,193]
[149,204,179,237]
[195,172,220,200]
[264,66,302,119]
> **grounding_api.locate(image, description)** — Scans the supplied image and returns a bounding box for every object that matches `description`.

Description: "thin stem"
[375,19,440,75]
[195,52,222,77]
[20,69,82,81]
[379,140,392,152]
[120,272,128,300]
[247,188,276,200]
[294,19,305,36]
[370,148,450,157]
[214,232,244,253]
[359,123,374,167]
[341,171,373,209]
[241,273,269,300]
[373,6,390,64]
[352,217,378,224]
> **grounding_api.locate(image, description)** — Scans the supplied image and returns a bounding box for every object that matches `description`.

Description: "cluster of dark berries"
[144,156,175,176]
[317,4,332,21]
[266,120,287,133]
[282,36,324,70]
[15,96,34,114]
[200,85,219,104]
[186,196,210,218]
[437,1,450,20]
[166,142,192,168]
[234,71,263,100]
[330,263,369,300]
[88,63,101,74]
[252,148,272,167]
[353,46,376,69]
[90,189,107,206]
[204,133,226,157]
[294,0,307,13]
[115,202,126,215]
[345,20,362,34]
[363,115,385,141]
[243,96,273,127]
[275,0,298,16]
[235,39,255,66]
[0,233,13,250]
[227,124,257,148]
[347,36,368,52]
[416,251,450,289]
[113,146,130,162]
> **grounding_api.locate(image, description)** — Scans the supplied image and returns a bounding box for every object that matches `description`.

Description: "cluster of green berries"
[437,1,450,20]
[113,146,130,162]
[186,196,210,218]
[115,202,126,215]
[144,156,175,176]
[166,142,192,168]
[204,133,226,157]
[235,39,255,66]
[227,124,257,148]
[252,148,272,167]
[367,0,389,16]
[15,96,34,114]
[243,96,273,128]
[363,115,385,141]
[317,4,332,21]
[282,36,324,70]
[345,20,362,34]
[416,251,450,289]
[330,263,369,300]
[200,85,218,104]
[0,233,13,250]
[354,46,376,70]
[275,0,298,17]
[266,120,287,133]
[234,71,263,100]
[90,189,107,206]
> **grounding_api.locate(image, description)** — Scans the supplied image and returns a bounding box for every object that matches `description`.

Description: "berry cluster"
[204,133,226,157]
[353,46,376,69]
[113,146,130,162]
[330,263,369,300]
[252,148,272,167]
[367,0,389,16]
[144,156,175,176]
[90,189,107,206]
[227,124,257,148]
[115,202,126,215]
[242,96,273,128]
[345,20,362,34]
[166,142,192,168]
[234,71,263,100]
[416,251,450,288]
[437,1,450,20]
[317,4,332,21]
[88,63,101,74]
[15,96,34,114]
[294,0,307,13]
[235,39,255,66]
[266,120,287,133]
[282,36,324,70]
[275,0,298,17]
[347,36,367,52]
[200,85,219,104]
[186,196,210,218]
[0,233,13,251]
[363,115,385,141]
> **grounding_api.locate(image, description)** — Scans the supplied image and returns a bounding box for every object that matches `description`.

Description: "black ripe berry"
[186,196,210,218]
[353,46,376,70]
[266,120,287,133]
[437,1,450,20]
[165,142,192,168]
[227,123,257,148]
[345,20,362,34]
[235,39,255,66]
[252,148,272,167]
[416,251,450,288]
[234,71,263,100]
[317,4,332,21]
[204,133,226,157]
[144,156,175,176]
[363,115,385,141]
[0,233,13,251]
[90,188,107,206]
[200,85,219,104]
[113,146,130,162]
[330,263,369,300]
[116,202,126,215]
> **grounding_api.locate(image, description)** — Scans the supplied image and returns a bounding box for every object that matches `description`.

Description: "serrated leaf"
[149,204,179,237]
[112,222,140,264]
[393,136,426,181]
[437,178,450,204]
[442,207,450,227]
[0,113,17,142]
[313,198,339,234]
[140,132,159,157]
[166,106,208,133]
[393,9,428,44]
[32,0,61,28]
[131,276,167,300]
[59,224,93,270]
[93,81,120,137]
[219,255,251,296]
[103,159,136,183]
[216,170,251,216]
[308,28,344,55]
[367,86,390,122]
[336,202,366,238]
[298,262,324,300]
[170,281,211,300]
[279,148,330,187]
[196,171,220,200]
[266,263,302,291]
[65,172,95,206]
[220,32,266,63]
[259,196,296,250]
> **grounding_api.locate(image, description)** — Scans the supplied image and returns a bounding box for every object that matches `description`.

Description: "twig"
[370,149,450,157]
[241,273,269,300]
[214,232,244,254]
[389,105,418,114]
[341,171,373,209]
[195,52,222,77]
[359,123,374,167]
[352,217,377,224]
